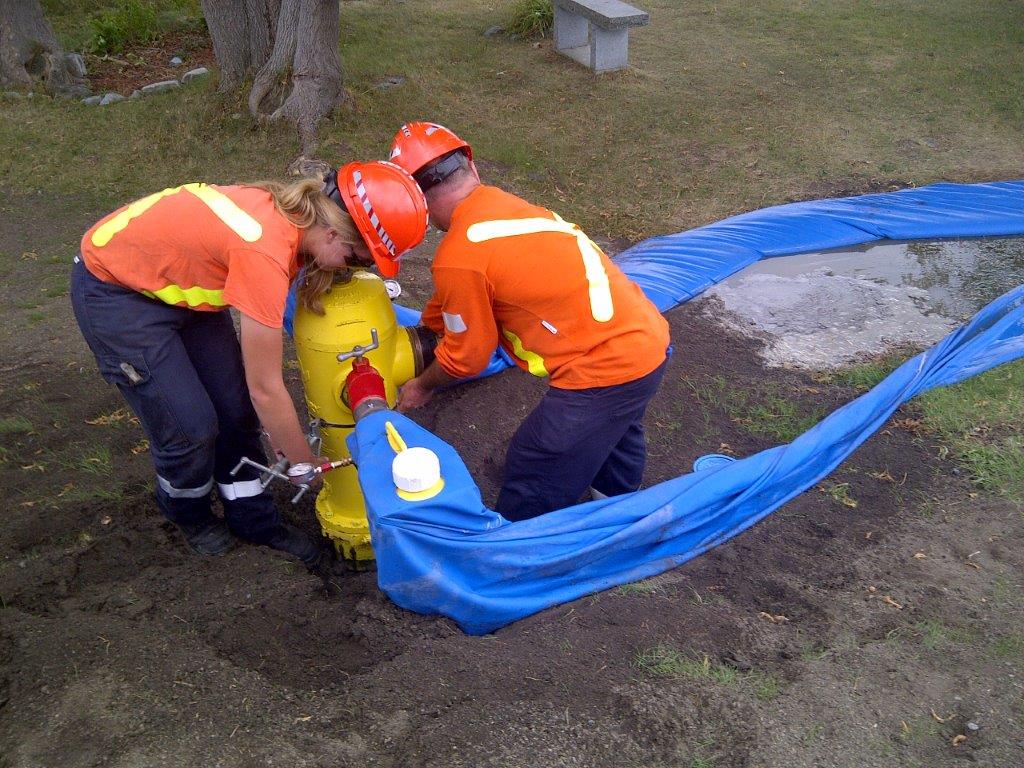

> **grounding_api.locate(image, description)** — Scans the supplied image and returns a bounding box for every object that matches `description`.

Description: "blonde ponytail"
[250,177,361,315]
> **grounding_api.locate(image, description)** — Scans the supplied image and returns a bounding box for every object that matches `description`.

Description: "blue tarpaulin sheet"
[617,180,1024,312]
[342,180,1024,635]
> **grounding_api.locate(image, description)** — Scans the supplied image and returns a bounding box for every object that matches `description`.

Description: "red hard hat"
[333,160,428,278]
[389,122,472,177]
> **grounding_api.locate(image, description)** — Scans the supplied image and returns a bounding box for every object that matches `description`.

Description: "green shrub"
[88,1,160,55]
[505,0,554,39]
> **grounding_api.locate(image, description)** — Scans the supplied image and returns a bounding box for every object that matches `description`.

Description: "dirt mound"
[1,199,1022,765]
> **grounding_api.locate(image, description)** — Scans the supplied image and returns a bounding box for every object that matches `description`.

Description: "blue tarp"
[618,180,1024,312]
[343,180,1024,634]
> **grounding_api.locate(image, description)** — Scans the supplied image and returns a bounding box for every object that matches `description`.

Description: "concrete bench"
[553,0,649,73]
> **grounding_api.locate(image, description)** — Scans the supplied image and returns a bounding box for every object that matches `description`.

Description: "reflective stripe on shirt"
[442,311,468,333]
[141,284,227,308]
[465,215,614,322]
[91,183,263,248]
[502,329,548,377]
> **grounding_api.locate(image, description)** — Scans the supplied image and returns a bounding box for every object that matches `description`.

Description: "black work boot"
[266,524,340,582]
[176,519,235,555]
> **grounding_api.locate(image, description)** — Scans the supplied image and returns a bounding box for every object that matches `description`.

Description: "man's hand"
[397,376,435,412]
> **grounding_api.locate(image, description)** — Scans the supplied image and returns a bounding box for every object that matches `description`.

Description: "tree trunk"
[203,0,348,158]
[200,0,278,92]
[0,0,74,89]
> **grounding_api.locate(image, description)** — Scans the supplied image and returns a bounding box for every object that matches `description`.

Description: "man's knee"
[495,481,549,522]
[591,435,646,497]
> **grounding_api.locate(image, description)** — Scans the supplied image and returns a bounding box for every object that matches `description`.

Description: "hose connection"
[345,356,389,421]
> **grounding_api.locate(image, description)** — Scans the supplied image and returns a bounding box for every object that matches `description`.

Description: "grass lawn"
[5,1,1024,238]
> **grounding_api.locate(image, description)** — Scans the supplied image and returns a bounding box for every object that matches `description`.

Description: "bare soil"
[85,30,215,96]
[1,194,1022,767]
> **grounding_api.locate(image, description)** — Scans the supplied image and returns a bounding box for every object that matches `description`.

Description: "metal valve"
[229,455,355,503]
[306,418,324,458]
[336,327,380,363]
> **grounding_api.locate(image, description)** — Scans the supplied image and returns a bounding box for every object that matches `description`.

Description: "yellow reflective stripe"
[465,216,614,323]
[502,329,548,377]
[147,284,226,308]
[466,218,571,242]
[91,187,180,247]
[577,233,614,322]
[185,184,263,242]
[91,184,263,248]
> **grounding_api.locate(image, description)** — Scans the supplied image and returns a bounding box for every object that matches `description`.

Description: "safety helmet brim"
[334,161,428,278]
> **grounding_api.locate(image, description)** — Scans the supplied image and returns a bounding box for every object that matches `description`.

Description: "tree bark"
[0,0,73,89]
[200,0,278,92]
[203,0,348,158]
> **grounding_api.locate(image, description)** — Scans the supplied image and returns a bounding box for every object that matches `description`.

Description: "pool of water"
[702,236,1024,368]
[745,236,1024,319]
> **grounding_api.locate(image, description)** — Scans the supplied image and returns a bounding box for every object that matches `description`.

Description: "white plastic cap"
[392,447,441,493]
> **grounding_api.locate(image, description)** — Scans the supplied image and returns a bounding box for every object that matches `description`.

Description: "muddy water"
[750,237,1024,317]
[702,236,1024,368]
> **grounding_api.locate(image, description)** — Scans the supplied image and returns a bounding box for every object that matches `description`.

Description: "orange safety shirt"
[80,184,301,328]
[421,185,670,389]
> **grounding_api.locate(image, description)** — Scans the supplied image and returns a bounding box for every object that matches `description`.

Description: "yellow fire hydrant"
[292,270,432,562]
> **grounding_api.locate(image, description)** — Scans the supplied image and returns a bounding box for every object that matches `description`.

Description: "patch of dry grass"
[3,1,1023,241]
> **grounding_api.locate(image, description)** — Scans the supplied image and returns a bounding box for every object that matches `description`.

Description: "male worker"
[391,122,670,521]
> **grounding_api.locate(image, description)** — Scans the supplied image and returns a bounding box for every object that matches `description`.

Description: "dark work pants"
[496,358,668,521]
[70,259,281,543]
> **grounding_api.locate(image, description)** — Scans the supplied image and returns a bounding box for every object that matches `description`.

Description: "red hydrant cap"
[346,357,387,412]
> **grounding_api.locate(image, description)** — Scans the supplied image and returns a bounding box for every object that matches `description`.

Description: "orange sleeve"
[430,266,499,379]
[222,248,291,328]
[420,293,444,335]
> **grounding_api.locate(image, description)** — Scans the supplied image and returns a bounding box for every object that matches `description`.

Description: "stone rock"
[181,67,210,84]
[56,83,92,99]
[99,92,124,106]
[131,90,141,99]
[64,52,87,78]
[140,80,180,95]
[484,25,504,37]
[81,95,103,106]
[169,56,183,67]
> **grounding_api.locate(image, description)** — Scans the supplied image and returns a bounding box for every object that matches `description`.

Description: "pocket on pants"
[96,354,192,453]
